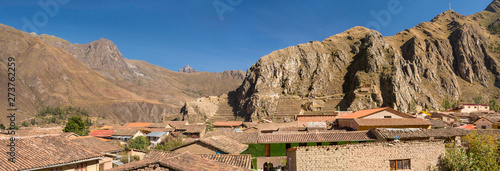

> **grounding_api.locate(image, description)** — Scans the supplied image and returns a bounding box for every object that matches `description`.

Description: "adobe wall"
[287,141,444,171]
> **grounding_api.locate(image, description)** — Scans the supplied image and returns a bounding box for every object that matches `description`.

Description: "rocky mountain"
[178,65,199,73]
[222,1,500,121]
[0,25,244,124]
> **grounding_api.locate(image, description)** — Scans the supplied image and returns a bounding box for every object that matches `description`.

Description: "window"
[99,164,104,171]
[298,143,307,147]
[390,159,410,170]
[265,144,270,157]
[384,116,392,118]
[316,142,322,146]
[285,143,291,150]
[482,126,486,129]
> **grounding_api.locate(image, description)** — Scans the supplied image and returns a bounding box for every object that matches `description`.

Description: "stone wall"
[287,140,444,171]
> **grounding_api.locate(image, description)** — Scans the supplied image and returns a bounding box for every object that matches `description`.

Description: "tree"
[21,121,29,127]
[440,131,499,170]
[154,138,183,151]
[30,118,37,126]
[474,94,483,104]
[129,136,150,150]
[63,116,89,136]
[489,99,500,111]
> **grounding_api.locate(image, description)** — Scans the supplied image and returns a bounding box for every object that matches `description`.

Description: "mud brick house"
[0,136,104,171]
[170,136,248,155]
[286,140,445,171]
[337,107,432,131]
[473,117,500,129]
[68,136,124,170]
[205,131,376,170]
[109,151,250,171]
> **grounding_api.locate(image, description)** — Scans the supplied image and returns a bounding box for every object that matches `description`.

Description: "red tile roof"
[457,125,476,129]
[110,152,250,171]
[0,136,103,171]
[257,131,375,143]
[340,107,415,119]
[353,118,432,126]
[90,130,115,137]
[126,122,152,127]
[199,154,252,169]
[171,136,248,154]
[339,107,390,118]
[213,121,243,127]
[68,136,123,153]
[145,150,251,169]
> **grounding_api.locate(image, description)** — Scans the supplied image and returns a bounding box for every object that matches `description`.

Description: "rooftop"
[204,132,258,144]
[144,150,252,169]
[0,136,102,171]
[126,122,152,127]
[110,152,249,171]
[213,121,243,127]
[339,107,390,119]
[90,130,115,137]
[113,129,141,136]
[258,131,375,143]
[352,118,432,126]
[171,136,248,154]
[68,136,123,153]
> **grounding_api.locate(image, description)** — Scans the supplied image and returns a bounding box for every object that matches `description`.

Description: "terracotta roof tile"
[147,123,171,128]
[171,136,248,154]
[199,154,252,169]
[429,120,450,128]
[145,150,251,169]
[339,107,390,119]
[164,121,188,129]
[0,136,102,171]
[213,121,243,127]
[204,132,258,144]
[68,136,123,153]
[353,118,432,126]
[372,128,470,140]
[110,152,250,171]
[90,130,115,137]
[258,131,375,143]
[126,122,152,127]
[255,122,298,131]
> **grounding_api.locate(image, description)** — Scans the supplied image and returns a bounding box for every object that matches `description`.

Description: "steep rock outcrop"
[233,10,500,121]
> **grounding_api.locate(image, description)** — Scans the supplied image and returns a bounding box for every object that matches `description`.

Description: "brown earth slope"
[231,1,500,121]
[0,25,244,124]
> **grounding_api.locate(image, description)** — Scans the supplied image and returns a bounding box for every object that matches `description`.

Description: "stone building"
[286,140,445,171]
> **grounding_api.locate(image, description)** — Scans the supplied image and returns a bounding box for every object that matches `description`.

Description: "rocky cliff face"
[178,65,200,73]
[233,9,500,121]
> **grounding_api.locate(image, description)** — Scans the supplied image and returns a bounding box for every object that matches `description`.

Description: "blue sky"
[0,0,493,72]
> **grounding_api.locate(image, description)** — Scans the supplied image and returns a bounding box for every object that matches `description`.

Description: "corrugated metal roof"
[146,132,168,137]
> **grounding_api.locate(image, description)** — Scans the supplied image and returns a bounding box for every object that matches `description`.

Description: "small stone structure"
[286,140,444,171]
